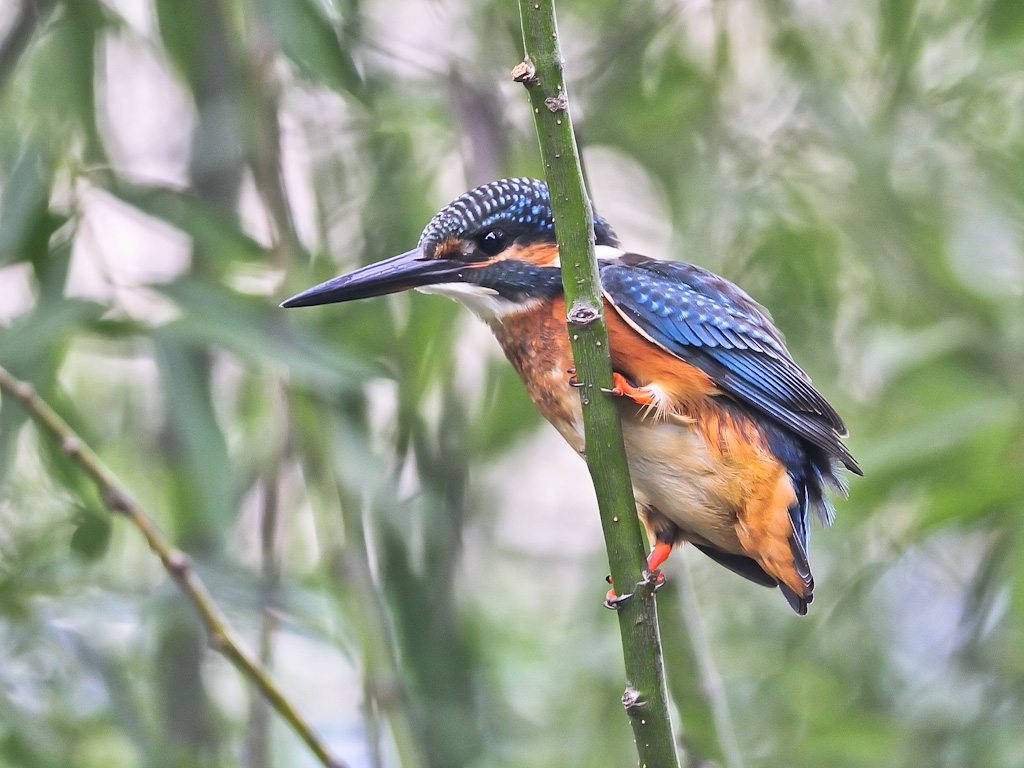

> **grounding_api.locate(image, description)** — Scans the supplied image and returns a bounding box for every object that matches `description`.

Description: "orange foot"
[647,540,672,572]
[604,587,632,609]
[603,541,673,609]
[603,372,658,406]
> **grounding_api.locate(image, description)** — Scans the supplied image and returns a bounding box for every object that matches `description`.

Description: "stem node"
[544,93,567,111]
[567,300,599,326]
[511,59,537,83]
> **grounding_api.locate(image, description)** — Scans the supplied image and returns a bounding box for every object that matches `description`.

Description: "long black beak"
[281,248,467,308]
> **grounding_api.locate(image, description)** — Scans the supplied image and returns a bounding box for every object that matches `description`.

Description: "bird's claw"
[600,371,629,397]
[602,372,658,405]
[644,569,667,591]
[604,590,634,609]
[605,573,635,609]
[567,367,584,388]
[604,564,665,608]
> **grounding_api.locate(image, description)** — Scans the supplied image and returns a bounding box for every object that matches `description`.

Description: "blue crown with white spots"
[418,178,619,254]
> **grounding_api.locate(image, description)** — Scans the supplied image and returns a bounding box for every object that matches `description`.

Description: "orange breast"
[488,297,584,452]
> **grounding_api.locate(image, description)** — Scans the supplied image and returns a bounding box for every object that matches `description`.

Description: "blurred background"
[1,0,1023,766]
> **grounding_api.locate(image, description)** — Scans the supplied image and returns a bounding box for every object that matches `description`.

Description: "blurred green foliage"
[0,0,1023,767]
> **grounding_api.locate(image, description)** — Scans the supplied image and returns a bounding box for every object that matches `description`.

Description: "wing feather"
[600,255,859,474]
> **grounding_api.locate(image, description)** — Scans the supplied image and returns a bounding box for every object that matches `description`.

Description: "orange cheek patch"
[504,242,560,267]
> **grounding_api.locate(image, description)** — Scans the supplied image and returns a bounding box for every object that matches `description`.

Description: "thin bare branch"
[0,365,347,768]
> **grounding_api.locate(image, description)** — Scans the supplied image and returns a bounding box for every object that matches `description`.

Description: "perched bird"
[283,178,859,614]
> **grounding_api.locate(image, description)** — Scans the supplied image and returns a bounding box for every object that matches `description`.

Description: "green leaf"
[879,0,918,58]
[747,221,840,359]
[0,141,54,268]
[156,276,374,387]
[26,0,107,162]
[0,298,104,366]
[986,0,1024,43]
[149,332,233,548]
[154,0,206,91]
[255,0,362,95]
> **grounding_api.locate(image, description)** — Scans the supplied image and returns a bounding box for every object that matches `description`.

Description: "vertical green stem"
[516,3,682,767]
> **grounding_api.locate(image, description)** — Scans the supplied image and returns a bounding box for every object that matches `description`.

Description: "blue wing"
[600,254,860,476]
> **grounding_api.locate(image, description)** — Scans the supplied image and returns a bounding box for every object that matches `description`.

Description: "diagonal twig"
[0,365,347,768]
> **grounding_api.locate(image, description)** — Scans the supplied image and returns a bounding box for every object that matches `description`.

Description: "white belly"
[621,419,743,552]
[551,398,744,553]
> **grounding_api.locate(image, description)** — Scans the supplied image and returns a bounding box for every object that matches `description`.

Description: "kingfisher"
[283,178,859,614]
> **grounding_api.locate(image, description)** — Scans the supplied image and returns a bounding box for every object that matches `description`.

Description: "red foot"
[604,372,658,406]
[604,587,633,609]
[605,573,631,608]
[647,540,672,572]
[604,542,673,608]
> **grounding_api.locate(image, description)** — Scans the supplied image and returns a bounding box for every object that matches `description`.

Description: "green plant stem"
[676,563,744,768]
[515,4,682,767]
[331,483,427,768]
[0,365,347,768]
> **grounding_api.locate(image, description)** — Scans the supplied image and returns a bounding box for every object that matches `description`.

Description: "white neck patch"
[595,244,626,261]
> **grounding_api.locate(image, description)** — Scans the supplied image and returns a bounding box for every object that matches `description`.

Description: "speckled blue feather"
[601,259,853,447]
[418,177,618,254]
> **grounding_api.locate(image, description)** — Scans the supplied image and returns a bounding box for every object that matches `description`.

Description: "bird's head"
[281,178,619,319]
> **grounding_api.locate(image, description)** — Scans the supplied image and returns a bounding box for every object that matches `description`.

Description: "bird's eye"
[477,229,508,256]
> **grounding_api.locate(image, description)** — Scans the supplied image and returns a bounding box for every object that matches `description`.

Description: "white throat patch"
[416,282,539,320]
